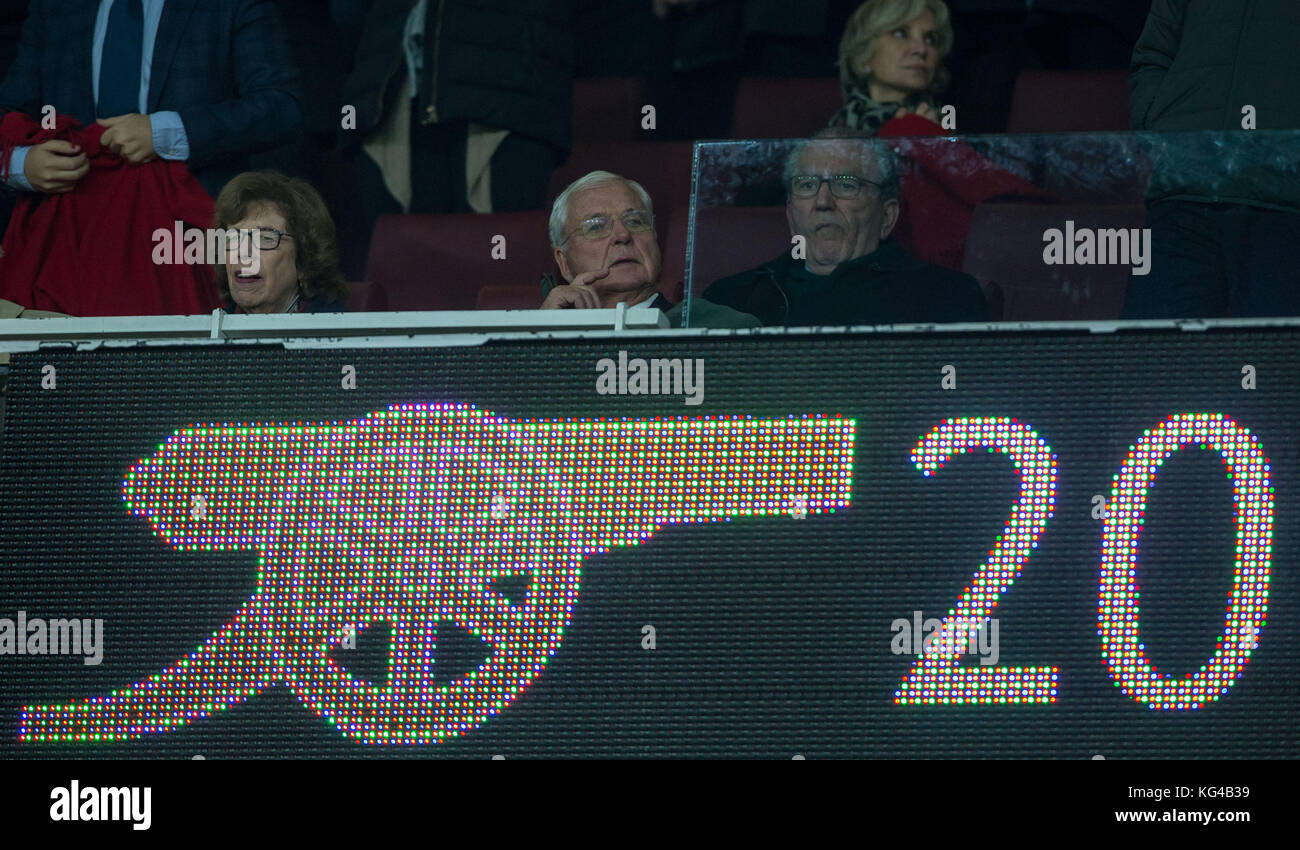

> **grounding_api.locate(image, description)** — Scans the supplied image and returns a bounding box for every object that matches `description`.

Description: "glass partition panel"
[683,130,1300,327]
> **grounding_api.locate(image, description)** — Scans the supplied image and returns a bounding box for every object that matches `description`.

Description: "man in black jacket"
[1123,0,1300,319]
[341,0,573,239]
[704,135,989,326]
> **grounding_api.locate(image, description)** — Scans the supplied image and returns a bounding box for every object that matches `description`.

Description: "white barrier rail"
[0,305,672,353]
[3,310,1299,355]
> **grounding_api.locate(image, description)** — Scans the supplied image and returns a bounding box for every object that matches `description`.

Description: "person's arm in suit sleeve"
[148,111,188,161]
[176,0,303,168]
[1130,0,1187,131]
[0,0,46,190]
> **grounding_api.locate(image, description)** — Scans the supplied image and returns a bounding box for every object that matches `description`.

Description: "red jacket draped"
[878,113,1045,272]
[0,113,223,316]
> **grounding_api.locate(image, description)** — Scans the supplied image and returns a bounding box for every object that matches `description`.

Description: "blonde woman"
[829,0,955,136]
[825,2,1043,276]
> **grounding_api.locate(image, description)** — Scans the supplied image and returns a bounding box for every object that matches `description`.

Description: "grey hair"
[549,170,655,250]
[781,133,901,202]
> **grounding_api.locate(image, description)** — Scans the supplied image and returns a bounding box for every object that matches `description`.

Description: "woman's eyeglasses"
[227,227,295,251]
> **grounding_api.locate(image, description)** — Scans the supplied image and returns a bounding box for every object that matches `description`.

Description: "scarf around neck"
[828,87,939,135]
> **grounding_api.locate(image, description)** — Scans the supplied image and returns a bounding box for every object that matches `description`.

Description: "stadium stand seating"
[548,141,695,218]
[475,283,540,310]
[1005,70,1130,133]
[962,201,1146,320]
[668,205,790,294]
[365,204,688,313]
[730,77,844,139]
[366,211,555,311]
[345,280,384,311]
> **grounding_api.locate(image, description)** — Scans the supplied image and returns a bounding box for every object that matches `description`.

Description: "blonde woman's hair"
[837,0,954,97]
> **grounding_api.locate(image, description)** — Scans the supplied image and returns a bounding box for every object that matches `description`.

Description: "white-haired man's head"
[549,171,662,307]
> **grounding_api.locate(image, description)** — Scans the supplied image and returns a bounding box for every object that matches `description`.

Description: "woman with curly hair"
[830,0,954,136]
[215,170,350,313]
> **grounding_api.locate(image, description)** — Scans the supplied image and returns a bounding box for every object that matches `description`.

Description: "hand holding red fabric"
[0,112,223,316]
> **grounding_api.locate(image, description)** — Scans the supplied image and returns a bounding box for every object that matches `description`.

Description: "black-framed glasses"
[562,210,654,245]
[229,227,295,251]
[789,174,880,199]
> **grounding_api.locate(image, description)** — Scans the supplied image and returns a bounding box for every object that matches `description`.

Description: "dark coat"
[703,240,989,327]
[342,0,573,153]
[1131,0,1300,132]
[264,0,350,136]
[0,0,303,198]
[1131,0,1300,212]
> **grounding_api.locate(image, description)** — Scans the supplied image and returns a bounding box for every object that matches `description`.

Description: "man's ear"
[880,198,900,241]
[554,247,574,282]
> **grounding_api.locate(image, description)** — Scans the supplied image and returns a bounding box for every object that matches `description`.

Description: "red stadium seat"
[345,280,385,311]
[549,141,695,220]
[365,211,556,311]
[1005,70,1130,133]
[475,283,542,310]
[671,205,790,295]
[730,77,843,139]
[962,201,1147,320]
[573,77,651,143]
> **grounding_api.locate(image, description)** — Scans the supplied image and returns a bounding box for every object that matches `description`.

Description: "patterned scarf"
[828,87,941,136]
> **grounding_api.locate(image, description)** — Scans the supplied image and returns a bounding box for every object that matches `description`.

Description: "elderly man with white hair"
[541,170,758,328]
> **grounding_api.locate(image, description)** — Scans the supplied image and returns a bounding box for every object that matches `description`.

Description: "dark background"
[0,326,1294,758]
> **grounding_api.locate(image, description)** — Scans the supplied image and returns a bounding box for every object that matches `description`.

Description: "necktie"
[97,0,144,119]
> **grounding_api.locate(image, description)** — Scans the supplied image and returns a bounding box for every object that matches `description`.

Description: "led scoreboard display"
[0,325,1293,758]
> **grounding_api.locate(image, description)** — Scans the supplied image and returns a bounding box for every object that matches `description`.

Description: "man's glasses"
[227,227,295,251]
[563,210,654,244]
[789,174,879,199]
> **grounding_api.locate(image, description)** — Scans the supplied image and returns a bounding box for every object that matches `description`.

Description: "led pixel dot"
[1098,413,1272,711]
[22,404,855,745]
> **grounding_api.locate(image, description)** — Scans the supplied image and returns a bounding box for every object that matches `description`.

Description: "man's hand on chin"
[97,114,158,164]
[540,268,610,309]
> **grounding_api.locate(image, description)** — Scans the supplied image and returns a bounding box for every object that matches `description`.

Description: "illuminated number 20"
[1099,413,1273,710]
[897,413,1273,710]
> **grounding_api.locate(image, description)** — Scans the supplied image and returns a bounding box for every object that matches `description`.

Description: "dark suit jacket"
[0,0,302,197]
